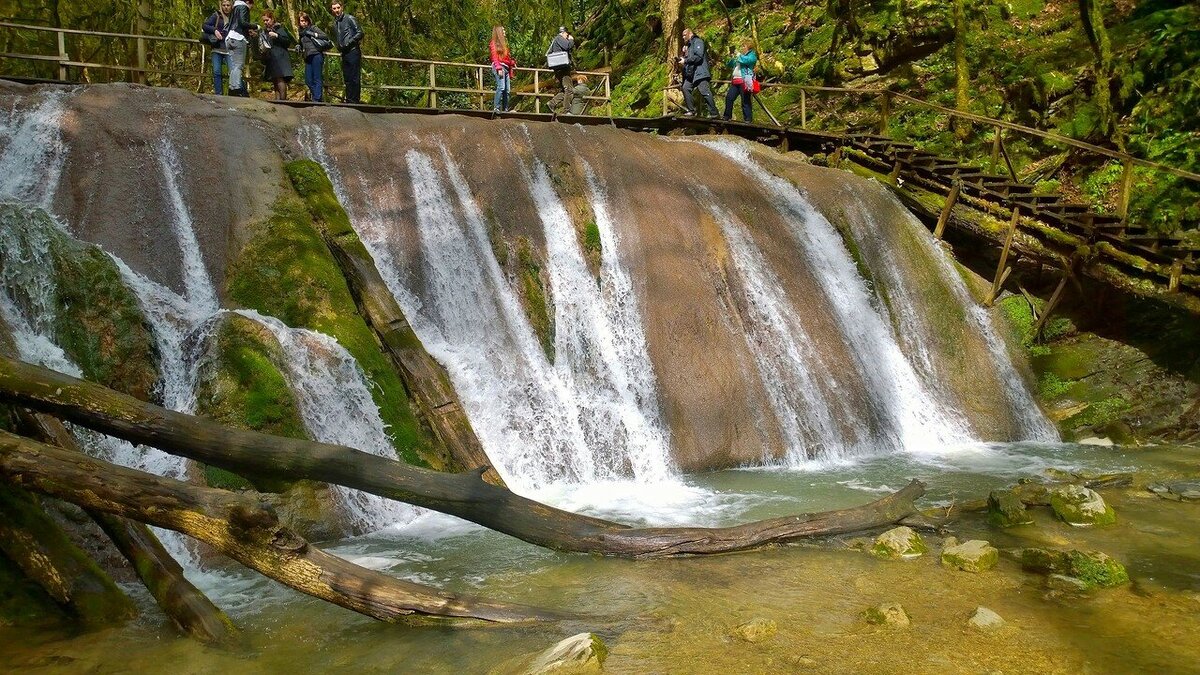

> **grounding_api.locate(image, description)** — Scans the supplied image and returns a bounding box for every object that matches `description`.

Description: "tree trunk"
[0,484,136,626]
[662,0,686,80]
[953,0,971,142]
[1078,0,1113,138]
[0,356,928,558]
[0,430,558,624]
[21,412,241,646]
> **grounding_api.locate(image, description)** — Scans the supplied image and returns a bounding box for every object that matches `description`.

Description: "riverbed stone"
[1148,480,1200,502]
[732,617,778,643]
[967,606,1005,630]
[941,540,999,573]
[1049,485,1116,526]
[870,526,927,559]
[523,633,608,674]
[1013,548,1129,589]
[987,489,1034,528]
[862,603,910,627]
[1046,574,1090,593]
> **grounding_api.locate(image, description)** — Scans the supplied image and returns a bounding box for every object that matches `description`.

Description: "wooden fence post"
[1117,158,1134,224]
[800,89,807,129]
[136,36,147,84]
[605,74,612,117]
[879,90,891,136]
[428,63,437,108]
[477,67,484,110]
[990,125,1002,173]
[534,71,541,114]
[985,208,1020,306]
[934,182,961,240]
[56,29,67,81]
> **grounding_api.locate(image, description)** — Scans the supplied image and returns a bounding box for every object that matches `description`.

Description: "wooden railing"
[0,21,612,115]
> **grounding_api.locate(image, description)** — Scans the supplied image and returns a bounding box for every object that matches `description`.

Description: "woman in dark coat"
[259,11,294,100]
[297,12,330,102]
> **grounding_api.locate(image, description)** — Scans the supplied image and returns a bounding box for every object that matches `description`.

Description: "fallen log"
[0,356,927,557]
[21,412,241,646]
[0,430,558,624]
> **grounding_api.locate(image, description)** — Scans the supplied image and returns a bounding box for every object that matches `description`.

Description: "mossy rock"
[0,204,158,400]
[987,489,1034,528]
[870,526,928,559]
[516,236,555,361]
[731,617,778,643]
[1049,484,1117,527]
[233,166,435,468]
[1012,547,1129,589]
[861,603,910,627]
[522,632,608,674]
[941,540,999,573]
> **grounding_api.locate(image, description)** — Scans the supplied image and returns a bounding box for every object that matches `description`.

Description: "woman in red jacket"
[490,25,516,113]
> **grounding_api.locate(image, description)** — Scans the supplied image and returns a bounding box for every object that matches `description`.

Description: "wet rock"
[988,489,1034,528]
[862,603,910,627]
[732,618,778,643]
[1147,480,1200,502]
[870,526,927,559]
[967,606,1005,630]
[1077,436,1115,447]
[523,633,608,674]
[1050,485,1116,526]
[1046,574,1090,593]
[1012,548,1130,589]
[941,540,999,573]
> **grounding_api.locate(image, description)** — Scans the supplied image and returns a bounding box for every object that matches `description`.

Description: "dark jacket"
[332,13,363,52]
[202,11,230,48]
[299,25,331,58]
[227,1,255,41]
[261,24,294,80]
[683,35,711,82]
[548,33,574,73]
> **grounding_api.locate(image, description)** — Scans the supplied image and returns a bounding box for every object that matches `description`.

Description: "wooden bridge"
[2,20,1198,320]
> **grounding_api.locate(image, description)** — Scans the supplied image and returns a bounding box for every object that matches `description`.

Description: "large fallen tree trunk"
[0,356,927,558]
[22,412,241,646]
[0,430,558,624]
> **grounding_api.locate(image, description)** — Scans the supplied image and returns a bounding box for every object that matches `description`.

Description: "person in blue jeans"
[723,41,758,122]
[489,25,516,112]
[202,0,233,94]
[297,12,330,102]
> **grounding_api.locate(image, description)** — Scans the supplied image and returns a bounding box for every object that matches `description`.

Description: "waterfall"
[0,90,70,209]
[231,310,421,532]
[701,139,974,457]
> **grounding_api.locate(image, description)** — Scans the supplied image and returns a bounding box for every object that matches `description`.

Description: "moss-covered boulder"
[870,526,928,559]
[1012,547,1129,589]
[1049,484,1116,526]
[941,540,999,573]
[0,204,157,399]
[522,632,608,674]
[862,603,910,627]
[988,489,1034,528]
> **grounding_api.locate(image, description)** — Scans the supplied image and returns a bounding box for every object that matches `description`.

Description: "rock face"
[870,526,928,559]
[523,633,608,674]
[1012,548,1130,589]
[862,603,911,627]
[732,617,778,643]
[941,540,999,573]
[988,489,1034,527]
[967,606,1005,630]
[1049,485,1117,526]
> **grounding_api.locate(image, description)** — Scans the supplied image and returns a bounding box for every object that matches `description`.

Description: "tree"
[1079,0,1114,138]
[953,0,970,141]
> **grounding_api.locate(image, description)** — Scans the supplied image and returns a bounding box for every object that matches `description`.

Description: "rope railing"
[0,21,612,115]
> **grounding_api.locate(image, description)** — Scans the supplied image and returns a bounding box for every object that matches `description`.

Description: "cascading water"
[0,91,70,209]
[701,139,974,458]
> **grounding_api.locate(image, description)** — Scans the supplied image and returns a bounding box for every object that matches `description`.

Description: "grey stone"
[870,526,928,559]
[523,633,608,674]
[1049,484,1116,526]
[967,606,1005,630]
[941,540,999,573]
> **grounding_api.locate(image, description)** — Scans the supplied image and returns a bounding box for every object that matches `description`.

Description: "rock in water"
[1012,548,1130,589]
[941,540,999,573]
[862,603,911,627]
[523,633,608,674]
[732,618,778,643]
[1049,485,1116,526]
[1147,480,1200,502]
[967,606,1005,630]
[987,489,1034,528]
[870,526,928,559]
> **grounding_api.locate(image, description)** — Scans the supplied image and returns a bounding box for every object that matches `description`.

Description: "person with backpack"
[258,11,293,100]
[225,0,257,97]
[331,1,364,104]
[677,27,717,117]
[546,26,575,115]
[490,25,516,113]
[723,40,758,122]
[202,0,233,95]
[298,11,332,102]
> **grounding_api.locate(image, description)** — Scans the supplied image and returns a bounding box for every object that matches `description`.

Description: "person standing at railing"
[330,2,364,104]
[202,0,234,95]
[258,11,293,100]
[678,27,717,117]
[723,40,757,123]
[546,26,575,115]
[225,0,257,96]
[490,26,516,113]
[298,12,332,102]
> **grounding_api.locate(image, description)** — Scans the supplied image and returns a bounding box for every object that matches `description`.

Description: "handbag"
[257,31,273,60]
[546,43,570,69]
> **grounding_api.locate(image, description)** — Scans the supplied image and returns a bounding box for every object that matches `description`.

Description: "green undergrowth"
[230,160,434,468]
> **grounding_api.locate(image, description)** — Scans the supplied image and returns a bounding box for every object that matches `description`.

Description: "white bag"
[546,48,570,69]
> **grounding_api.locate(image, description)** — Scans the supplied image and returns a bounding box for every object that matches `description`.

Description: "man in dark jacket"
[678,28,717,117]
[547,26,575,115]
[331,1,364,103]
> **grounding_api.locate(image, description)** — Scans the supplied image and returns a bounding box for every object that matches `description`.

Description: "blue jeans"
[305,53,324,102]
[493,67,510,111]
[211,49,230,95]
[724,83,752,122]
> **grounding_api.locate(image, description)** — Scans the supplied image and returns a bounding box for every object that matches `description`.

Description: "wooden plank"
[934,182,961,240]
[986,208,1021,306]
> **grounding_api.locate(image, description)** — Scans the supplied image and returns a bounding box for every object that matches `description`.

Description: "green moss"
[0,551,66,628]
[1064,396,1129,430]
[583,219,602,259]
[516,236,555,361]
[235,162,434,468]
[1064,551,1129,588]
[1038,372,1074,400]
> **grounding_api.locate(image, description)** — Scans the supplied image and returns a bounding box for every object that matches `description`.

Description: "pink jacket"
[490,39,516,71]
